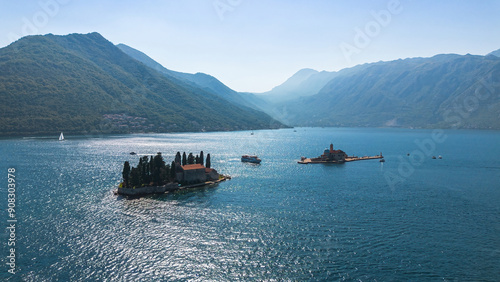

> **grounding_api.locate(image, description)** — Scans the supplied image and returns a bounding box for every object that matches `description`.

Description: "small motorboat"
[379,158,385,162]
[130,152,137,155]
[241,155,261,164]
[438,155,442,159]
[432,156,436,159]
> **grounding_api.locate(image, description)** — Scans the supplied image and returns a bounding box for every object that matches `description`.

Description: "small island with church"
[298,143,383,164]
[116,151,230,196]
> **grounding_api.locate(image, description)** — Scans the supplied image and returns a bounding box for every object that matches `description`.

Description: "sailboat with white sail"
[59,132,64,141]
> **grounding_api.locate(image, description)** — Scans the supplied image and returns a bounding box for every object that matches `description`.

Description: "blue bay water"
[1,127,499,281]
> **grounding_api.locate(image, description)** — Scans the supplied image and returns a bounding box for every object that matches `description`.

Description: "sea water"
[1,128,499,280]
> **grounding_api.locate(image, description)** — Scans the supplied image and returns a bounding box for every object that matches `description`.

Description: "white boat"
[59,132,64,141]
[241,155,261,164]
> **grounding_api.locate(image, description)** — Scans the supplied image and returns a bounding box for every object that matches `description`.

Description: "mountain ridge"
[488,48,500,57]
[0,32,283,136]
[116,43,267,112]
[269,53,500,129]
[256,68,337,103]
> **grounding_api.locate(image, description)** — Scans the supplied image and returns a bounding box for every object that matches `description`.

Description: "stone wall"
[117,183,178,196]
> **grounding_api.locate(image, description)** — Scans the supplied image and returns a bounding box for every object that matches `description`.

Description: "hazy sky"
[2,0,500,92]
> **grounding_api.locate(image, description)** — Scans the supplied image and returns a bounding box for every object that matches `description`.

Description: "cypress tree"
[195,154,200,164]
[122,161,130,188]
[200,151,204,166]
[149,156,154,181]
[206,154,211,169]
[170,161,176,182]
[140,156,149,185]
[182,152,187,166]
[138,157,144,184]
[175,152,181,164]
[152,153,165,185]
[154,152,165,170]
[188,153,195,164]
[160,165,170,184]
[130,167,141,188]
[145,156,151,183]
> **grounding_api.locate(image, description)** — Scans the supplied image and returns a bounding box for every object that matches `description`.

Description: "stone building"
[311,143,347,163]
[176,163,219,185]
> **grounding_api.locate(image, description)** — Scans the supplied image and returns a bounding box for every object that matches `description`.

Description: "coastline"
[115,175,231,197]
[4,127,500,140]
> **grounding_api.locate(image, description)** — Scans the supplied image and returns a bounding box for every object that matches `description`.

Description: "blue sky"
[2,0,500,92]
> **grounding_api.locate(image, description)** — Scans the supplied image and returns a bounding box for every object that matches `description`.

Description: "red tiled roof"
[181,164,205,171]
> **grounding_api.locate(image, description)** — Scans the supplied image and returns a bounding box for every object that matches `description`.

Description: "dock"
[298,143,383,164]
[345,155,384,162]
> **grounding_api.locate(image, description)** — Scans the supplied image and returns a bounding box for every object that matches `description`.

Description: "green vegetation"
[0,33,283,137]
[274,54,500,129]
[206,154,211,169]
[187,153,195,165]
[117,43,268,112]
[121,151,209,188]
[182,152,187,166]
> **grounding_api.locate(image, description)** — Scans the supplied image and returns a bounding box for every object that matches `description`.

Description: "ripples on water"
[1,128,499,281]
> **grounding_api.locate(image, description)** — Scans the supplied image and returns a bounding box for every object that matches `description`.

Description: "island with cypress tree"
[116,151,229,196]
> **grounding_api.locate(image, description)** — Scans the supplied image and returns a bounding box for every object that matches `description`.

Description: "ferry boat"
[241,155,261,164]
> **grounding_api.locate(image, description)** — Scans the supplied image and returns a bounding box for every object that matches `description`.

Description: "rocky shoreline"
[115,175,231,197]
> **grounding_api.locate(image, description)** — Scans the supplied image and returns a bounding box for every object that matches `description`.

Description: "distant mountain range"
[1,32,499,136]
[256,53,500,129]
[0,32,283,136]
[254,68,337,103]
[488,48,500,57]
[116,43,266,111]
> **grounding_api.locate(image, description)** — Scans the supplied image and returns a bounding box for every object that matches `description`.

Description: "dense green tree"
[149,156,154,182]
[175,152,181,164]
[122,150,212,187]
[153,153,165,169]
[170,161,176,181]
[129,167,141,188]
[187,153,195,165]
[137,157,143,184]
[200,151,204,166]
[152,153,165,185]
[122,161,130,188]
[160,166,170,184]
[0,33,284,137]
[182,152,187,166]
[139,156,150,184]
